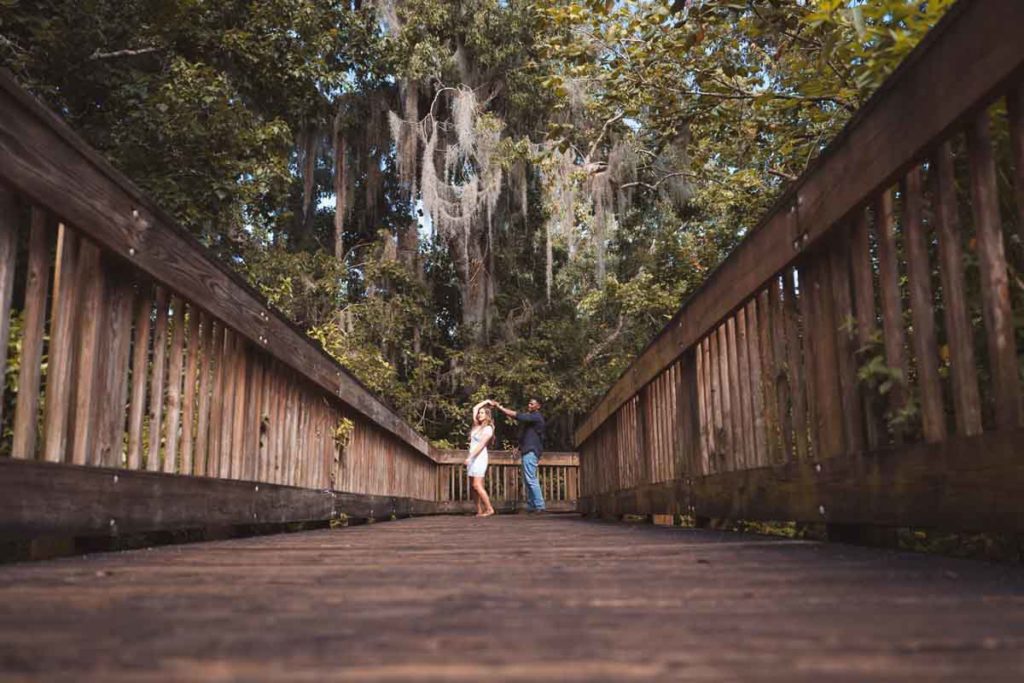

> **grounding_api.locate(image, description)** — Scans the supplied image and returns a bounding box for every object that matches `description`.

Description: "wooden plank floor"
[1,515,1023,681]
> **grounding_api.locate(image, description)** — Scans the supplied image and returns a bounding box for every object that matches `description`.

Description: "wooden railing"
[433,450,579,512]
[0,68,443,539]
[575,0,1024,535]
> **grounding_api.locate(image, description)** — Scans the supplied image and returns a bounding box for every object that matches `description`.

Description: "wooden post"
[12,209,53,459]
[874,189,909,439]
[42,224,80,464]
[932,143,982,437]
[967,112,1020,429]
[126,284,153,470]
[145,287,169,471]
[903,166,946,443]
[0,187,18,431]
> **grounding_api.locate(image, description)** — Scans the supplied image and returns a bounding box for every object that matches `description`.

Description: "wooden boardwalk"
[1,515,1023,681]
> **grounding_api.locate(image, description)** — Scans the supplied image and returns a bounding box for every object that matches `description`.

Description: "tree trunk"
[451,229,488,345]
[333,111,348,262]
[298,127,317,246]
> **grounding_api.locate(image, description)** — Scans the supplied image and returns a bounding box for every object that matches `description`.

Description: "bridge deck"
[1,515,1022,681]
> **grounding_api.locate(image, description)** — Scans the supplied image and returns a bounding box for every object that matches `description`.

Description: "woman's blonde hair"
[474,406,494,429]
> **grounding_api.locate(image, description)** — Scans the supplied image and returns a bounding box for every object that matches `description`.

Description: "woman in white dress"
[465,399,496,517]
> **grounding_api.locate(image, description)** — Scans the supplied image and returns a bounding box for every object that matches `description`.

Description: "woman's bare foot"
[479,509,495,517]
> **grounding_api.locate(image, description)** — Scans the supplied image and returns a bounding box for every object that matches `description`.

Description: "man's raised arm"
[495,403,517,419]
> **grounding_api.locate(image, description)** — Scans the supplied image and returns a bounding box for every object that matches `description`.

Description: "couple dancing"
[465,397,546,517]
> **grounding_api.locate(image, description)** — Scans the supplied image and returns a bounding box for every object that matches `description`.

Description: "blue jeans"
[521,451,545,511]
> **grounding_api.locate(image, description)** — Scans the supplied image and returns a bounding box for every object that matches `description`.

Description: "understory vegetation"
[0,0,952,448]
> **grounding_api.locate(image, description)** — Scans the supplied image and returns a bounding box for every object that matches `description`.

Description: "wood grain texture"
[849,209,885,449]
[575,0,1024,445]
[146,287,169,472]
[903,167,946,442]
[581,428,1024,535]
[828,231,865,455]
[874,190,909,431]
[11,208,51,459]
[0,186,18,431]
[931,143,982,437]
[93,260,134,467]
[0,458,441,542]
[162,297,186,473]
[783,270,810,461]
[967,111,1020,430]
[2,515,1024,680]
[69,241,104,466]
[180,307,201,474]
[42,224,80,463]
[126,284,153,470]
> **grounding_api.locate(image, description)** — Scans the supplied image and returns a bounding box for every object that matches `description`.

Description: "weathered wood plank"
[767,277,793,462]
[145,287,169,472]
[756,290,781,464]
[931,143,982,437]
[827,229,865,455]
[0,186,18,430]
[745,299,768,467]
[126,284,153,470]
[903,166,946,442]
[230,338,249,479]
[11,208,52,459]
[874,189,908,436]
[69,241,105,466]
[179,306,201,474]
[849,208,884,449]
[809,248,845,459]
[586,427,1024,535]
[726,317,746,470]
[0,458,443,541]
[42,223,80,464]
[736,307,756,467]
[163,297,185,473]
[783,270,810,460]
[967,111,1020,429]
[94,260,134,467]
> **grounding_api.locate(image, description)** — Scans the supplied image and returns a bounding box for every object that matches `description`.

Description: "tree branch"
[584,315,625,366]
[88,46,164,61]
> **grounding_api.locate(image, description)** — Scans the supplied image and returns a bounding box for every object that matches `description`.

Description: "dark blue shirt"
[516,411,545,458]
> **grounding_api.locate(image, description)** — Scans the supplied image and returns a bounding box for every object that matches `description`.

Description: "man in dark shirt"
[495,398,546,513]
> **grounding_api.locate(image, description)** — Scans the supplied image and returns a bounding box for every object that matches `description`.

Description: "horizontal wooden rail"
[431,450,579,466]
[575,0,1024,536]
[576,0,1024,447]
[433,450,579,511]
[0,458,439,541]
[580,429,1024,534]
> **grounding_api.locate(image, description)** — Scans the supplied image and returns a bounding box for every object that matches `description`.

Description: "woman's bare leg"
[472,477,495,516]
[469,478,482,515]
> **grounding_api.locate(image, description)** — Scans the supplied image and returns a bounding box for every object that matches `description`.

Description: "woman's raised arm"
[471,399,492,419]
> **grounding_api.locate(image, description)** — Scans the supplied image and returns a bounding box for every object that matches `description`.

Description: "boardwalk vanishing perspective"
[1,515,1023,681]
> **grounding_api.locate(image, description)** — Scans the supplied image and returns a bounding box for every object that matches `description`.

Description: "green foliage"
[0,0,953,450]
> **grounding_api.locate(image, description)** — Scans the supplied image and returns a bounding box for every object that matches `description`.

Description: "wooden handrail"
[431,450,579,466]
[575,0,1024,447]
[0,69,429,457]
[574,0,1024,535]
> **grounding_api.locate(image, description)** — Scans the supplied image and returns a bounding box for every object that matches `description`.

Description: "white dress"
[466,428,490,478]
